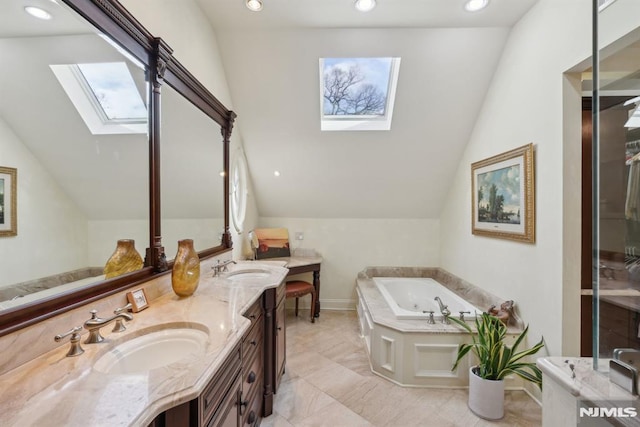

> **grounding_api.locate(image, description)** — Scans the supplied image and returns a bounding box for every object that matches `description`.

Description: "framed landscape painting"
[471,144,535,243]
[0,167,17,237]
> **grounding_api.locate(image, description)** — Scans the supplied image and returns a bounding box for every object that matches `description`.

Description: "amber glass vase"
[171,239,201,297]
[104,239,143,279]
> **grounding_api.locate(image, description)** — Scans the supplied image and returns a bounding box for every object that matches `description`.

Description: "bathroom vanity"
[0,261,288,426]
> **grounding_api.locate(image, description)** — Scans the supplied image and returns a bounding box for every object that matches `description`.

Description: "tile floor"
[262,310,542,427]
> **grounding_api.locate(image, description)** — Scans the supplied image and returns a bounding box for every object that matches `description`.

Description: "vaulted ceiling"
[196,0,539,218]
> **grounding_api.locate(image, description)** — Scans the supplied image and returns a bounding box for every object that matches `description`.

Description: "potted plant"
[450,312,544,420]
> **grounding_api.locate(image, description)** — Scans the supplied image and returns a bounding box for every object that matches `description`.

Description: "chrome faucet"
[84,309,133,344]
[212,259,237,276]
[434,296,451,324]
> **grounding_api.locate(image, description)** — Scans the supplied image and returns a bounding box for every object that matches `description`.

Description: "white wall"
[259,218,440,309]
[440,0,640,358]
[0,117,88,287]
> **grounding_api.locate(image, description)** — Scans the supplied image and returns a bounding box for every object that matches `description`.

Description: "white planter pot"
[468,366,504,420]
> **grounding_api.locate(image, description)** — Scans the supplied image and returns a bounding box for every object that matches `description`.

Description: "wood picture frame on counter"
[0,166,17,237]
[126,288,149,312]
[471,143,535,243]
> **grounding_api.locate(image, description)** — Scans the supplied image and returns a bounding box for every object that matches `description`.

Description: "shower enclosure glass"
[590,0,640,366]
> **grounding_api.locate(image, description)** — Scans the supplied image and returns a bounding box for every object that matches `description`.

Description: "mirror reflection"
[0,1,149,311]
[161,83,225,260]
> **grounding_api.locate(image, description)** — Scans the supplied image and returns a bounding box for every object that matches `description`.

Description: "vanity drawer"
[243,340,264,393]
[200,343,241,426]
[243,316,264,365]
[243,299,263,325]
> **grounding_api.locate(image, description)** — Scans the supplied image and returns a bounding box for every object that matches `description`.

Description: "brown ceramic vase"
[103,239,143,279]
[171,239,200,297]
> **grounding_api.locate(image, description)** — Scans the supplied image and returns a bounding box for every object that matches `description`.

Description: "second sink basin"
[225,269,271,281]
[94,326,209,375]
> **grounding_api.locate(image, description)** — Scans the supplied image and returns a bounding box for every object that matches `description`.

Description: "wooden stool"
[285,280,316,323]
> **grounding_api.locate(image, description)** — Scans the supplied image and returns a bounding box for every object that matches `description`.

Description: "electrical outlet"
[295,232,304,241]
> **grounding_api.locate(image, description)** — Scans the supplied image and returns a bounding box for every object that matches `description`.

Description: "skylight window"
[51,62,148,135]
[76,63,147,121]
[320,57,400,131]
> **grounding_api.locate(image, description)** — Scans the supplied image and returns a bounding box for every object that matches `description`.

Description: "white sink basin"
[94,326,209,375]
[225,269,271,281]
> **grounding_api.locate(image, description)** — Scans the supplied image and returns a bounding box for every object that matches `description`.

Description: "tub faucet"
[83,309,133,344]
[434,296,451,324]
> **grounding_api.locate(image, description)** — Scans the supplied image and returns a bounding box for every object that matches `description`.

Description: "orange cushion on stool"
[286,280,314,298]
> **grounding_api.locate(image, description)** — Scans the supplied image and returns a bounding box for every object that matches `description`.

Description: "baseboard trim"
[285,298,356,311]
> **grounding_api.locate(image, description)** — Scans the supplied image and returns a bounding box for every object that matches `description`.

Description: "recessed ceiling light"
[246,0,263,12]
[464,0,489,12]
[274,171,281,177]
[354,0,376,12]
[24,6,52,20]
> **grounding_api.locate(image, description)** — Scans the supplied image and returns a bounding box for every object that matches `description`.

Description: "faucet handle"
[112,303,133,332]
[423,310,435,324]
[54,326,84,357]
[114,303,132,314]
[212,260,221,276]
[459,311,471,321]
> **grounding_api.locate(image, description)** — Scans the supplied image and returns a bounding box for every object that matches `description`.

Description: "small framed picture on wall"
[0,166,17,237]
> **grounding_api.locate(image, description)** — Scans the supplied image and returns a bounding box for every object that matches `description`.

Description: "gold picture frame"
[126,288,149,312]
[0,166,17,237]
[471,144,535,243]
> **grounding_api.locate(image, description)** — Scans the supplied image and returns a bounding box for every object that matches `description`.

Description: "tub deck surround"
[356,267,525,388]
[0,261,288,427]
[357,267,524,334]
[537,357,640,426]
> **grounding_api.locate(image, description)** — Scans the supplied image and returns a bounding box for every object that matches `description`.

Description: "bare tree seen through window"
[323,60,389,116]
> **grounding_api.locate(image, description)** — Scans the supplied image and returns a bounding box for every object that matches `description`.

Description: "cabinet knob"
[247,410,256,425]
[249,314,256,320]
[247,371,256,384]
[250,340,257,346]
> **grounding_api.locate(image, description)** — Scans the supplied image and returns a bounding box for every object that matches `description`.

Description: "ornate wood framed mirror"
[0,0,234,336]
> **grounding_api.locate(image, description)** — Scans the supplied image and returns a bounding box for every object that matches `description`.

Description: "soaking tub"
[373,277,482,321]
[356,267,524,389]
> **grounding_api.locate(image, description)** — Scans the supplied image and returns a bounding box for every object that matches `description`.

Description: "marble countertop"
[538,357,640,425]
[256,255,323,269]
[0,261,288,427]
